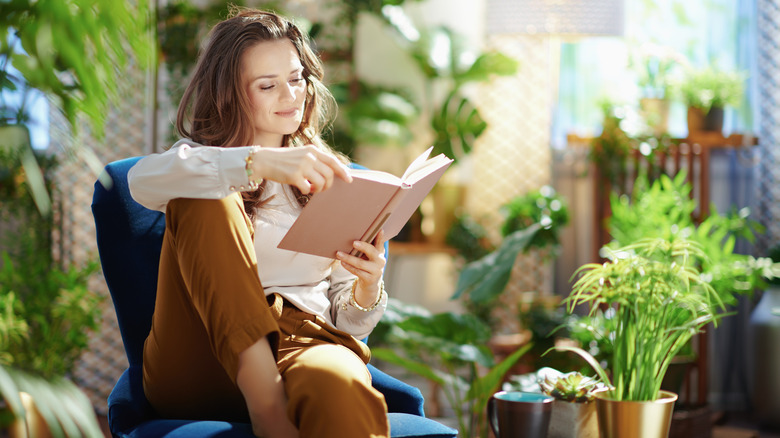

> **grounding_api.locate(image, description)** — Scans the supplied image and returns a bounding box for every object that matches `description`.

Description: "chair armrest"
[368,363,425,417]
[107,366,154,436]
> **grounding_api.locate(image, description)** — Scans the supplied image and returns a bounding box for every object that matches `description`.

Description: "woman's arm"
[236,337,299,438]
[127,140,256,212]
[128,141,353,212]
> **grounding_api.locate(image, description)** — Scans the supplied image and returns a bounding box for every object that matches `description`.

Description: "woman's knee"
[286,344,371,389]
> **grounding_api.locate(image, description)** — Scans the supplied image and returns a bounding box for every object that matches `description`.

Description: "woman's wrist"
[245,146,263,188]
[350,280,384,312]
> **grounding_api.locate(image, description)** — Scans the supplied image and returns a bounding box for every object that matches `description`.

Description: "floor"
[713,411,780,438]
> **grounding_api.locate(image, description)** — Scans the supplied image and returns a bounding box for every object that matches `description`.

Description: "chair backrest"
[92,157,165,367]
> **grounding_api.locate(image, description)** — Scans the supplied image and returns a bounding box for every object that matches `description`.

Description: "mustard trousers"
[142,193,389,437]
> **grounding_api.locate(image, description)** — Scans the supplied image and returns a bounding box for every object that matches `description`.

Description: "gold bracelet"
[244,146,262,190]
[349,280,385,312]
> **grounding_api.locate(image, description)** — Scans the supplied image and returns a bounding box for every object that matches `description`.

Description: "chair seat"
[118,413,456,438]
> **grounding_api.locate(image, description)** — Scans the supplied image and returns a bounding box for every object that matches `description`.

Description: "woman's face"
[242,38,306,147]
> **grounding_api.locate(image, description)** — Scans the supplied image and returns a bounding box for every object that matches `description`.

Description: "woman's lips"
[275,108,300,117]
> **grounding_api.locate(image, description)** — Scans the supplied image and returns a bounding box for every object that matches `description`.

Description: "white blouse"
[127,140,387,339]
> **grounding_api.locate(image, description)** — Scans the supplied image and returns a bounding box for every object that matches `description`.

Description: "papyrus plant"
[562,237,725,401]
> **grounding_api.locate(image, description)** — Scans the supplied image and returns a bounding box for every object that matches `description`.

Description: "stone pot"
[686,106,724,134]
[548,399,599,438]
[639,98,670,136]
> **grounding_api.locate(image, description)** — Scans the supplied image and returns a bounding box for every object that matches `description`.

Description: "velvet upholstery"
[92,157,457,438]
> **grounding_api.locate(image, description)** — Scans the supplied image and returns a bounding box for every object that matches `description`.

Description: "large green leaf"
[396,312,492,345]
[453,224,542,302]
[455,52,519,84]
[1,0,152,137]
[467,342,532,406]
[371,347,466,392]
[431,90,486,159]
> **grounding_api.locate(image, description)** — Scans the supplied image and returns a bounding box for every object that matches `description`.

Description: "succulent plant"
[539,372,603,403]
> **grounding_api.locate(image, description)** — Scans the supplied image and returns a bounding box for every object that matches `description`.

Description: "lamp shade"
[486,0,625,36]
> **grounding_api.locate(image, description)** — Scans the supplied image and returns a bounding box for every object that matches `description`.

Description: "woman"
[128,8,390,438]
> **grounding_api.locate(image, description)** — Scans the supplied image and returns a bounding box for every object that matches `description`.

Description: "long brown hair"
[176,7,342,216]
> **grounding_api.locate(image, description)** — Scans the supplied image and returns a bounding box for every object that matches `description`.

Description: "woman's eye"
[260,84,274,91]
[290,77,304,84]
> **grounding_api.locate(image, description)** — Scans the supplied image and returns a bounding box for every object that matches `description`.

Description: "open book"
[278,147,453,258]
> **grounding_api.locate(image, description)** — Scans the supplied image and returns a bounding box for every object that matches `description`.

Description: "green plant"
[451,224,542,305]
[629,43,688,100]
[451,186,569,320]
[0,145,103,435]
[560,237,724,401]
[445,213,491,263]
[0,0,151,137]
[329,80,418,157]
[501,185,570,252]
[609,172,778,306]
[371,299,531,438]
[539,371,603,403]
[565,309,617,371]
[671,66,746,112]
[382,12,519,162]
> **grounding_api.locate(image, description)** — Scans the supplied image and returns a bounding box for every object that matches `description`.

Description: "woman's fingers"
[252,145,352,192]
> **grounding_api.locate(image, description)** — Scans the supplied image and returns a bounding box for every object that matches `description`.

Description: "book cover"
[277,147,453,258]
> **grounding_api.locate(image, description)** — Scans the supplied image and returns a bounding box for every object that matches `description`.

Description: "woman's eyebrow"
[251,68,303,82]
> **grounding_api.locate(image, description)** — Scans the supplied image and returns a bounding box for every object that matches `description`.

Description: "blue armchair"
[92,157,457,438]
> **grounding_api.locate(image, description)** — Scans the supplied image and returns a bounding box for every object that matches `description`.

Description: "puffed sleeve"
[127,139,257,212]
[328,263,387,339]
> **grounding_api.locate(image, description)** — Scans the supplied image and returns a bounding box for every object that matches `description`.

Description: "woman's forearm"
[236,337,299,438]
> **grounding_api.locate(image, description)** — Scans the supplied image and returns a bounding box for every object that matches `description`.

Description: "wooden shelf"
[388,241,457,255]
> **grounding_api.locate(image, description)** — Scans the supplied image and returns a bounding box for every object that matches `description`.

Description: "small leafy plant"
[671,66,746,112]
[539,371,604,403]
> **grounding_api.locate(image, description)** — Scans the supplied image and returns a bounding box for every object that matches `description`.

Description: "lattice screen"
[758,0,780,253]
[465,34,555,333]
[49,59,153,414]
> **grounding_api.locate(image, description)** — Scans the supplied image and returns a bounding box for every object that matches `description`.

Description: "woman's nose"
[281,83,297,102]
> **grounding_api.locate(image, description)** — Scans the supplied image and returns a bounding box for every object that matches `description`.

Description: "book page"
[349,168,402,185]
[401,147,434,181]
[402,153,453,185]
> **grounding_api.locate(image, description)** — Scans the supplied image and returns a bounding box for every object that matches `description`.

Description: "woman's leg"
[274,299,389,438]
[143,193,280,422]
[283,344,389,438]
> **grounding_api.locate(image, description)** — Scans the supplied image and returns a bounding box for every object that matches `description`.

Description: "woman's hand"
[252,145,352,194]
[336,230,387,307]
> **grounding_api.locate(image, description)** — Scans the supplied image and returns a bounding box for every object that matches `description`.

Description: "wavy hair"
[176,7,341,215]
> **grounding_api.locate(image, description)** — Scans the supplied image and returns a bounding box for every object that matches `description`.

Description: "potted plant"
[630,43,688,135]
[0,145,103,437]
[538,369,606,438]
[557,237,725,438]
[452,186,569,328]
[1,0,151,214]
[670,66,745,134]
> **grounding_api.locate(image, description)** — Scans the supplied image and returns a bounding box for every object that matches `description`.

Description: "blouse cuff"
[220,146,260,193]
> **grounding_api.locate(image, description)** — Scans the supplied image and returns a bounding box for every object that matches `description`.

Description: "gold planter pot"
[595,390,678,438]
